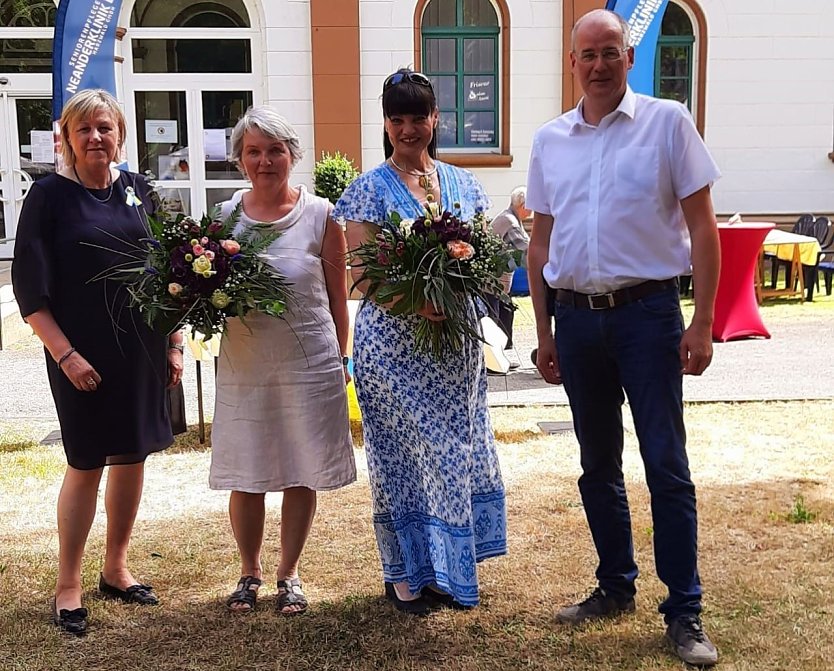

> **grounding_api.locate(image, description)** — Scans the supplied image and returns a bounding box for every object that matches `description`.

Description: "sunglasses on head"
[383,71,433,91]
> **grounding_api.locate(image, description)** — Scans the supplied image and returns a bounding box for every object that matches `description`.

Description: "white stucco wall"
[260,0,316,183]
[700,0,834,215]
[355,0,834,217]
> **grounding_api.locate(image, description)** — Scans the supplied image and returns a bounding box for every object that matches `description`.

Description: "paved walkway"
[1,306,832,430]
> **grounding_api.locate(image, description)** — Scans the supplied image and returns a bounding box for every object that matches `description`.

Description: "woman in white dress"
[209,106,356,614]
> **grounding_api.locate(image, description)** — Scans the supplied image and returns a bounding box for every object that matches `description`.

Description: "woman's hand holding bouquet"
[351,201,517,357]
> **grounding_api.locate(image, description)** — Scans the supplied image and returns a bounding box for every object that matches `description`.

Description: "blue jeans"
[554,287,701,621]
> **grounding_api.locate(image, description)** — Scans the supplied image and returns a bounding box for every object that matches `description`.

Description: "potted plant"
[313,151,360,205]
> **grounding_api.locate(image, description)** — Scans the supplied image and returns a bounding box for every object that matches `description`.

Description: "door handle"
[0,169,8,202]
[13,168,33,202]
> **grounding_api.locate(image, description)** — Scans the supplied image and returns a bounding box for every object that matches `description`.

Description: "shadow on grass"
[2,474,833,670]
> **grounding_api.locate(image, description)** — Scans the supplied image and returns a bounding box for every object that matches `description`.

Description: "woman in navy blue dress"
[12,90,182,634]
[335,70,507,614]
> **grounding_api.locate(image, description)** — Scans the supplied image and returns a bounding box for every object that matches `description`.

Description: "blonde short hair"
[59,89,126,167]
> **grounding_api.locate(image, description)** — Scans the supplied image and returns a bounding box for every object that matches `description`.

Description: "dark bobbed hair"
[382,68,438,160]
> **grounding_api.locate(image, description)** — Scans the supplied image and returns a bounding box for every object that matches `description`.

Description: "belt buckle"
[588,292,615,310]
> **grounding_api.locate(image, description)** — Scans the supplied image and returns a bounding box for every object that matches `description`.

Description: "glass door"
[125,1,258,219]
[0,92,54,257]
[132,87,253,217]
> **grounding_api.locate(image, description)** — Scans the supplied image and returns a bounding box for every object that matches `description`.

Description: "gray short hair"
[571,9,631,51]
[509,186,526,210]
[230,105,304,171]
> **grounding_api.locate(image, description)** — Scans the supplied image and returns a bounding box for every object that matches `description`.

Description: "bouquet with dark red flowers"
[104,201,292,338]
[351,201,516,357]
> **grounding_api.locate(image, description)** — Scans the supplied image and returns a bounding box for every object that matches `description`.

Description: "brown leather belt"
[554,278,679,310]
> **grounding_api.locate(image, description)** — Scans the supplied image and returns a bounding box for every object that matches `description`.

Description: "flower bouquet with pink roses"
[351,201,516,357]
[109,202,292,338]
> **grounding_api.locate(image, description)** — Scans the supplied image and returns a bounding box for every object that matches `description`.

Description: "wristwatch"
[169,342,185,353]
[342,355,350,366]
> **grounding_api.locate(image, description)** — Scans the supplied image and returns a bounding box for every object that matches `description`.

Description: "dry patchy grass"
[0,402,833,670]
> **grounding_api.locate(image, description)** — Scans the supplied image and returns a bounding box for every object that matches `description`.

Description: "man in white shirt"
[526,9,720,667]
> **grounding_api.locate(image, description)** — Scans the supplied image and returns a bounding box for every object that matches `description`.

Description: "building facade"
[1,0,833,260]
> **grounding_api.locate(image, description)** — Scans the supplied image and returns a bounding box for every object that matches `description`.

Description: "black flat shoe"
[98,574,159,605]
[384,582,431,616]
[52,598,88,636]
[421,586,474,611]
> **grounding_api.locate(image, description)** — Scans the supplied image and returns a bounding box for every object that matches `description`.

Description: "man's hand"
[680,320,713,375]
[536,337,562,385]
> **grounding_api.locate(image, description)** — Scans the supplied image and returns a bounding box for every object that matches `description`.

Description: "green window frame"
[421,0,499,149]
[654,3,695,110]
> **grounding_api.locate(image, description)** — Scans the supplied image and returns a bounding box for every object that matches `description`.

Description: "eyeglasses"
[576,47,629,64]
[383,71,433,91]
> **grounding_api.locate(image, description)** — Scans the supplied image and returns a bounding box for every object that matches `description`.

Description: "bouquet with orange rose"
[351,201,517,357]
[101,200,293,338]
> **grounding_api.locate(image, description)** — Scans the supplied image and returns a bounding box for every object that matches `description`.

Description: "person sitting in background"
[487,186,530,365]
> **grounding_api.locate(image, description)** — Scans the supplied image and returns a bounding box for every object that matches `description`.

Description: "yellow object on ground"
[347,380,361,421]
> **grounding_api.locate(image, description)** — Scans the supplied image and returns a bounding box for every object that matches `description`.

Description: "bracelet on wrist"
[57,347,77,369]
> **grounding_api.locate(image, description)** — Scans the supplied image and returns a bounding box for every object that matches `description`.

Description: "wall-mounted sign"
[145,119,178,143]
[30,130,55,163]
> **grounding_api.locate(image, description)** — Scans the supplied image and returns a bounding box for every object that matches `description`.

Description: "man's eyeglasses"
[383,71,433,91]
[576,47,628,64]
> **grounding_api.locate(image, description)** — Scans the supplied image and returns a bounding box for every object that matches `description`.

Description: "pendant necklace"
[389,157,438,200]
[73,165,114,204]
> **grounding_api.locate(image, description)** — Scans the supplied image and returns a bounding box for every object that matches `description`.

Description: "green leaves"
[351,208,515,358]
[313,151,360,204]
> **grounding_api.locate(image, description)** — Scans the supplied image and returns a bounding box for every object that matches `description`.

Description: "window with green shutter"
[422,0,500,149]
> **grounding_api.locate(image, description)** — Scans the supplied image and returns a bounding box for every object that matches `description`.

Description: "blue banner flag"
[604,0,670,96]
[52,0,124,121]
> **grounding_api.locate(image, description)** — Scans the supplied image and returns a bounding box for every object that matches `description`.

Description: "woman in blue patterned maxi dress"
[334,69,506,613]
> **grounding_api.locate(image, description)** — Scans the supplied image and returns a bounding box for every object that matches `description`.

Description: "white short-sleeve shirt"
[526,87,721,294]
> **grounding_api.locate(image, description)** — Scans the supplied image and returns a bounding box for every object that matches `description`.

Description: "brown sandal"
[226,576,262,613]
[276,577,308,615]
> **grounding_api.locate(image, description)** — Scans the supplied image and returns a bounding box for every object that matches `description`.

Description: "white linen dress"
[209,185,356,493]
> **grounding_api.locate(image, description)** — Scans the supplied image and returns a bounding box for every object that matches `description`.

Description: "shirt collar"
[569,86,637,134]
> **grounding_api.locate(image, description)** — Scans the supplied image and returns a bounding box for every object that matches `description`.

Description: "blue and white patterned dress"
[334,161,507,606]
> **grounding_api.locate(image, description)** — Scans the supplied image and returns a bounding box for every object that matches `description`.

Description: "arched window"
[421,0,500,150]
[654,0,707,133]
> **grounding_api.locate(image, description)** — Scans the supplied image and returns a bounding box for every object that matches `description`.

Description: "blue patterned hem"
[374,490,507,606]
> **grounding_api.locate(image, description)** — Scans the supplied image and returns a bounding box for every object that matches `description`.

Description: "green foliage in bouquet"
[351,203,519,357]
[96,203,293,338]
[313,151,360,204]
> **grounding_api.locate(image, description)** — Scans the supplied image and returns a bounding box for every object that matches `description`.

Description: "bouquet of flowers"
[103,196,293,338]
[351,201,517,357]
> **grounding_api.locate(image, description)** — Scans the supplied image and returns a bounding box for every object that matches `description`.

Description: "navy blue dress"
[12,172,172,470]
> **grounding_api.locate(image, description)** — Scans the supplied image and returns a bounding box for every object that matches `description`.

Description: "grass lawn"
[1,402,833,670]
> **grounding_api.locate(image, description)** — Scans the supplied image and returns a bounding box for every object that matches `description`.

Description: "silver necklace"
[389,157,438,193]
[73,165,114,203]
